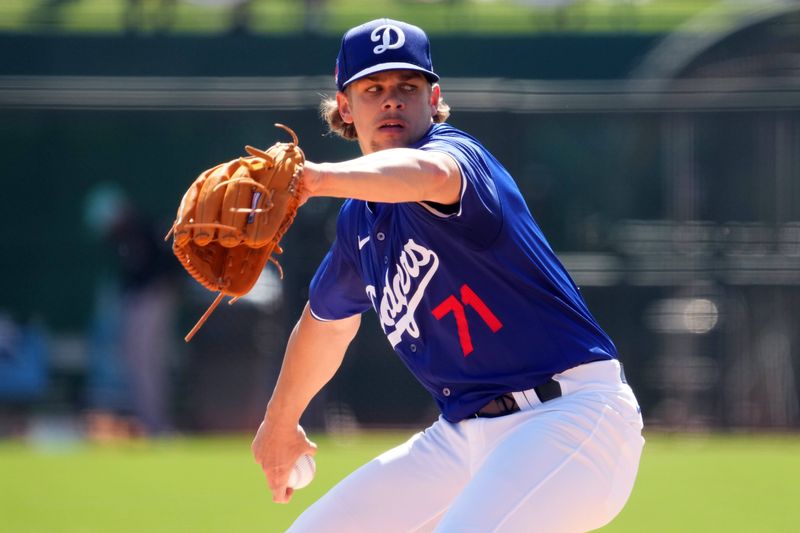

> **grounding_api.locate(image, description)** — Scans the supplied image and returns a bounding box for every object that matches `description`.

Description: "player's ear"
[430,84,441,118]
[336,91,353,124]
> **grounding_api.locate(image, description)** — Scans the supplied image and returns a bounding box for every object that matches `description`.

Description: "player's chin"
[373,129,412,150]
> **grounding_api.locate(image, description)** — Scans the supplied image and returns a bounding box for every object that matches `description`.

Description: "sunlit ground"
[1,430,798,532]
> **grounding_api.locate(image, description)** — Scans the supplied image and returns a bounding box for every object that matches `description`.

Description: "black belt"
[473,379,562,419]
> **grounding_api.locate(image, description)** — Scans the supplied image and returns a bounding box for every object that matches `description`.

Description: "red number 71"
[432,284,503,356]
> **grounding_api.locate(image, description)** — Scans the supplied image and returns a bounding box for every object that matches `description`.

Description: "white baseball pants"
[288,359,644,533]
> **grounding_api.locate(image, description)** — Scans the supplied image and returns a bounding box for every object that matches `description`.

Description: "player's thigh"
[435,395,644,533]
[289,419,470,533]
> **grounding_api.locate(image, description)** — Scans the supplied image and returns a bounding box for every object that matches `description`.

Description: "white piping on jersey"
[415,173,466,218]
[308,307,336,322]
[358,235,371,250]
[366,239,439,347]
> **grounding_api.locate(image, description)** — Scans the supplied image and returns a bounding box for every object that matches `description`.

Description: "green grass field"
[0,0,724,36]
[1,431,799,532]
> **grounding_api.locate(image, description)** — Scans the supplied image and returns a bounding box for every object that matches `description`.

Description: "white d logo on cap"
[371,24,405,55]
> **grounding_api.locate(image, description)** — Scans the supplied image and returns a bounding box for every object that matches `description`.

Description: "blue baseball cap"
[335,19,439,91]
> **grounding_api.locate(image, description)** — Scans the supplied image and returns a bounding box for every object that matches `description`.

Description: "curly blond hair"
[319,90,451,141]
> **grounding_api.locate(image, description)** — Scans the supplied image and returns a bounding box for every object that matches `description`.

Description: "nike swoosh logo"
[358,235,370,250]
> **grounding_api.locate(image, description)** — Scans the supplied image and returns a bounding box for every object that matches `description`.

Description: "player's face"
[337,70,440,154]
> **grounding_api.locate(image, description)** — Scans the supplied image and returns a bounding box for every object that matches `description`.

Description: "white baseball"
[287,454,316,490]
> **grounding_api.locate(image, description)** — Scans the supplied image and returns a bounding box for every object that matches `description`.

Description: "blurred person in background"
[252,18,644,532]
[84,184,178,438]
[0,313,48,437]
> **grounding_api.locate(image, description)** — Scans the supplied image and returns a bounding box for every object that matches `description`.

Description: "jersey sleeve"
[418,135,503,248]
[308,205,372,321]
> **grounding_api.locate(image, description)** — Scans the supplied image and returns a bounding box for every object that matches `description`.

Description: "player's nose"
[381,88,405,109]
[382,101,404,112]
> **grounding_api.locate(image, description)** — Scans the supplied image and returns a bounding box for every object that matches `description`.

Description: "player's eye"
[401,83,417,92]
[366,85,381,93]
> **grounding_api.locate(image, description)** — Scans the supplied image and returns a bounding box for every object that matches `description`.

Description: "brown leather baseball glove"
[167,124,305,341]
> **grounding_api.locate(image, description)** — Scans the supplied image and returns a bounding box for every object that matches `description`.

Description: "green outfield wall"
[1,27,799,431]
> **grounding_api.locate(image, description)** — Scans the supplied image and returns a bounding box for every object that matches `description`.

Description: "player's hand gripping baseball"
[251,420,317,503]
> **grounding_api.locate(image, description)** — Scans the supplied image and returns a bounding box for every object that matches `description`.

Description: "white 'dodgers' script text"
[367,239,439,347]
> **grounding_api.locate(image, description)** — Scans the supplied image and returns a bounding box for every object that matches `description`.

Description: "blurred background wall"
[0,0,798,437]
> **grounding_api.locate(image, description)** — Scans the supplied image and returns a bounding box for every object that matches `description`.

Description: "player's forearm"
[305,148,460,205]
[264,303,359,426]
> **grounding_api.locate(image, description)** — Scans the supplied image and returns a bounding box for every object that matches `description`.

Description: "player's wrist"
[302,160,330,199]
[264,401,302,428]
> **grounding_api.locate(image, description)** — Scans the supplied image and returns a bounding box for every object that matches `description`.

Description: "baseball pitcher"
[251,18,644,532]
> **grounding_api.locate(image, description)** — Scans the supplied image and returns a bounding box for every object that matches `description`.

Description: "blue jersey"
[309,123,616,422]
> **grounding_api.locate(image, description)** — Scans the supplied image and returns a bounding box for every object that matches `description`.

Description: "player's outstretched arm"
[301,148,461,206]
[252,302,361,503]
